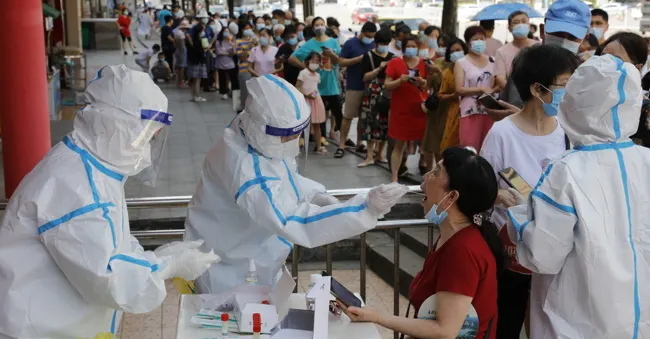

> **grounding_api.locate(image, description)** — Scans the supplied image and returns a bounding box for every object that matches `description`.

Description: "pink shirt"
[249,45,279,76]
[494,39,540,78]
[485,37,503,58]
[297,68,320,96]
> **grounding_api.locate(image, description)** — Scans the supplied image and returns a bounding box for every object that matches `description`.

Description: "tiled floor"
[118,269,407,339]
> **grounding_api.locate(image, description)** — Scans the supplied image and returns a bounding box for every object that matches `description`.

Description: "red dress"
[409,226,498,339]
[385,57,428,141]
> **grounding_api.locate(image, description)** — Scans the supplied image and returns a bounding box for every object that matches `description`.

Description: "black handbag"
[423,91,439,112]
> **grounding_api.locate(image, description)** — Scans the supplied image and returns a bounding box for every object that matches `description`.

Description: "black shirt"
[276,43,300,85]
[361,50,395,82]
[161,25,174,51]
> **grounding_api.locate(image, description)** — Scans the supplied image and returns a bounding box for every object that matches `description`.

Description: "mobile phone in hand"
[478,94,502,110]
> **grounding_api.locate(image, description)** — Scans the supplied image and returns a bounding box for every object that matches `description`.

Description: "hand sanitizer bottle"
[245,259,258,285]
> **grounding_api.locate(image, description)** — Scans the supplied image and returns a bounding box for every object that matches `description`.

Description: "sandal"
[334,148,345,158]
[376,157,388,164]
[357,159,375,168]
[316,146,328,155]
[355,144,367,153]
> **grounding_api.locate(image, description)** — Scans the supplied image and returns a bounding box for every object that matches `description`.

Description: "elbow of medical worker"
[104,274,167,313]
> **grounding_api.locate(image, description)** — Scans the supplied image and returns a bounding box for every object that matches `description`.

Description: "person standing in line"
[494,11,539,111]
[357,28,395,167]
[215,26,240,101]
[384,35,430,182]
[438,38,467,153]
[454,26,498,152]
[117,8,138,55]
[479,20,502,58]
[173,20,191,88]
[335,22,377,159]
[235,22,256,112]
[248,28,280,77]
[275,25,301,85]
[160,15,176,72]
[187,22,209,102]
[296,52,328,154]
[158,5,171,25]
[137,7,153,40]
[590,8,609,46]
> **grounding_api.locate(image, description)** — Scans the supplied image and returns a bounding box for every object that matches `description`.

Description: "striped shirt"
[236,38,252,73]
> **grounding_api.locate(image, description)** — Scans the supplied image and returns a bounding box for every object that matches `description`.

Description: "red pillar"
[0,0,51,197]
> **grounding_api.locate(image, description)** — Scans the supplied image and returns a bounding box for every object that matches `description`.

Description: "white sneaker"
[192,97,207,102]
[221,94,228,100]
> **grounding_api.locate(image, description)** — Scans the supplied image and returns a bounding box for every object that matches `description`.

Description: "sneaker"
[124,51,128,55]
[221,94,229,100]
[321,137,329,146]
[317,146,328,155]
[178,82,190,89]
[192,97,207,102]
[133,51,139,55]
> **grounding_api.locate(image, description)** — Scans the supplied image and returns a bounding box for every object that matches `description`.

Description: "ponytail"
[475,217,506,276]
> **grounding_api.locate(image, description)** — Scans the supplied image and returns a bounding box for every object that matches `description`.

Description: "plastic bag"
[173,277,196,295]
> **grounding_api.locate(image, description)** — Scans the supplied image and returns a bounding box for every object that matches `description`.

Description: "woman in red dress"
[384,35,429,182]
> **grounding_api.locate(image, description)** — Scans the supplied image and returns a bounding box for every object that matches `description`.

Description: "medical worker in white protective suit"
[185,75,408,293]
[506,55,650,339]
[0,65,219,339]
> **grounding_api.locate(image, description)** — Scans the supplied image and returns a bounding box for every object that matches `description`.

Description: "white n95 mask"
[545,34,580,54]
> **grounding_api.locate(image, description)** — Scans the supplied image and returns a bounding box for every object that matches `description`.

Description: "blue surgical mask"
[200,31,206,38]
[512,23,530,38]
[362,36,373,45]
[425,192,453,225]
[297,31,304,40]
[256,23,266,31]
[395,40,402,49]
[437,47,447,56]
[418,49,429,58]
[249,19,254,25]
[259,36,269,46]
[537,84,566,116]
[450,51,464,63]
[244,29,253,37]
[427,38,438,49]
[285,19,292,25]
[275,35,282,42]
[201,18,209,24]
[287,37,298,45]
[377,45,388,54]
[223,32,230,38]
[272,19,278,25]
[470,40,486,54]
[404,47,418,58]
[266,24,273,30]
[589,27,605,40]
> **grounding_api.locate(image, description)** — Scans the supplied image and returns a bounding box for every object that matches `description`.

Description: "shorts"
[343,90,364,119]
[120,32,132,42]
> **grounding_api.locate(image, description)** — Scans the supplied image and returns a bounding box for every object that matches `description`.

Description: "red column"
[0,0,51,197]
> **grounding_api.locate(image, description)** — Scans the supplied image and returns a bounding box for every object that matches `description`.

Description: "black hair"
[395,24,411,38]
[152,44,161,52]
[327,17,340,27]
[283,24,297,38]
[312,16,326,27]
[507,10,528,25]
[441,147,505,275]
[361,21,378,33]
[437,33,452,48]
[479,19,495,31]
[424,25,440,36]
[305,51,322,66]
[164,15,173,23]
[401,35,418,53]
[642,72,650,91]
[464,25,486,43]
[296,22,306,29]
[272,9,286,18]
[157,51,165,58]
[374,28,392,44]
[217,26,229,42]
[602,32,649,66]
[262,14,271,20]
[584,33,599,48]
[237,22,252,39]
[511,44,580,102]
[591,8,609,23]
[444,38,468,62]
[258,28,270,36]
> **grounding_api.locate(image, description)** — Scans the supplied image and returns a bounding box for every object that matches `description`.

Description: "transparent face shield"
[130,109,173,186]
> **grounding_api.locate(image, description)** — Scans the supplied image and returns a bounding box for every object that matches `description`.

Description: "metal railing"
[0,186,432,339]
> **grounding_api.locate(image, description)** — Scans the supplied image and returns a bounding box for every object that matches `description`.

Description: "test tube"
[252,313,261,339]
[221,313,229,337]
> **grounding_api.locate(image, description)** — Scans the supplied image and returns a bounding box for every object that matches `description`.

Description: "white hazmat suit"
[507,55,650,339]
[0,65,218,339]
[185,75,407,293]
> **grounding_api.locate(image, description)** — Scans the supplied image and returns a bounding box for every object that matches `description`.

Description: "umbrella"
[471,3,543,21]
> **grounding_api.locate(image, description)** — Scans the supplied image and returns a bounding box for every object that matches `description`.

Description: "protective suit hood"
[559,55,642,146]
[239,75,310,160]
[72,65,170,176]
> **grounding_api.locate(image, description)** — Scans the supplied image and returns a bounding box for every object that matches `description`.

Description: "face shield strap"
[265,118,310,137]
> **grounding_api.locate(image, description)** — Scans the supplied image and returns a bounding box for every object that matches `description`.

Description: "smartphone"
[328,275,362,308]
[478,94,502,110]
[498,167,532,199]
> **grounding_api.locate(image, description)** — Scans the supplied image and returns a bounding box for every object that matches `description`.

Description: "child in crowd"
[151,52,172,82]
[135,44,161,72]
[296,52,327,155]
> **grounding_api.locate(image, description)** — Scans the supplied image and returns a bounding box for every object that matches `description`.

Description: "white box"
[235,266,296,333]
[270,276,331,339]
[641,18,650,32]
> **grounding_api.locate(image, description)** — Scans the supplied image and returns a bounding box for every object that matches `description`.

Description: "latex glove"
[367,183,409,217]
[310,192,340,207]
[507,188,527,206]
[154,239,204,258]
[158,249,221,281]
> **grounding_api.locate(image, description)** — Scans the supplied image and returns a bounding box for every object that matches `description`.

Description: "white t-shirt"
[388,39,402,57]
[136,48,154,62]
[480,116,566,227]
[297,68,321,95]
